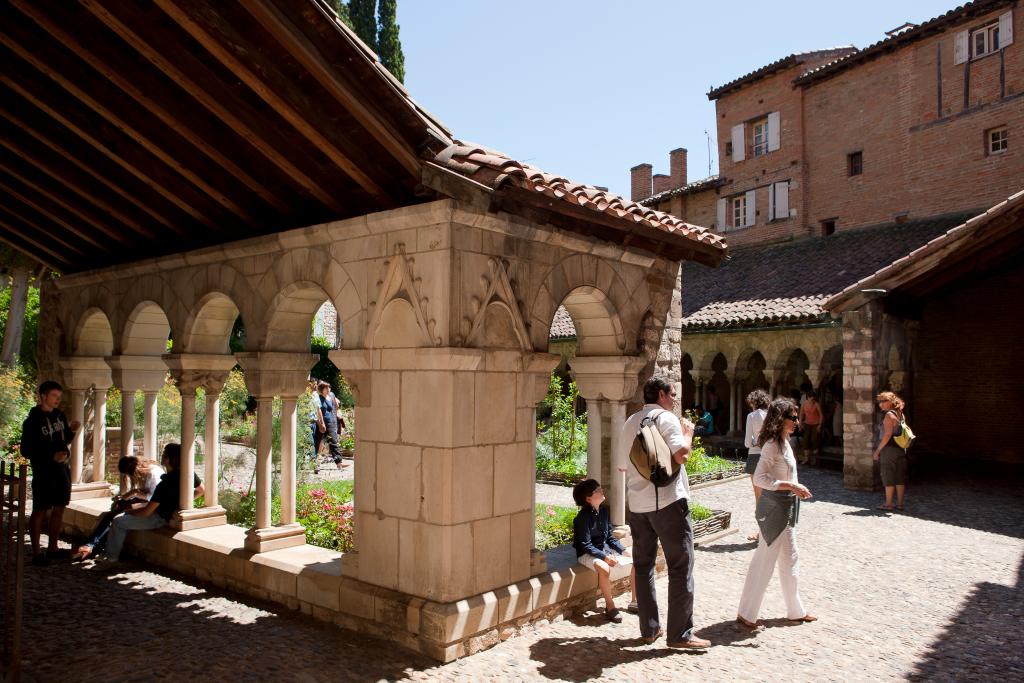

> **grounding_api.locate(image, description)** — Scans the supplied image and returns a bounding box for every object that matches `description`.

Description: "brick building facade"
[626,0,1022,487]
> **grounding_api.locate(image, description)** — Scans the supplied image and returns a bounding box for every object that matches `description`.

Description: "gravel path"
[17,465,1023,681]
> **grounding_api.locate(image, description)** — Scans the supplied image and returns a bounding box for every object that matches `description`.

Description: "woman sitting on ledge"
[92,443,203,567]
[72,455,165,562]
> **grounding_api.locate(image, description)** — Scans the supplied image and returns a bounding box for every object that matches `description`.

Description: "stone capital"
[570,355,646,402]
[164,353,237,393]
[234,351,316,398]
[59,356,112,391]
[105,355,168,392]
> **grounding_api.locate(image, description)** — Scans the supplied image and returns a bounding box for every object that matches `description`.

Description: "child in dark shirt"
[572,478,637,622]
[21,380,80,566]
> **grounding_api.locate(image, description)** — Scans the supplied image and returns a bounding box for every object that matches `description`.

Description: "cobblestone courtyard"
[17,466,1023,682]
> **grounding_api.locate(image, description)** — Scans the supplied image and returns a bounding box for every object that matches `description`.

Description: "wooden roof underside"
[0,0,447,273]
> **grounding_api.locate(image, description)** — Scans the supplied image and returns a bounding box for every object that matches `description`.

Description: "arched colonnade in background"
[678,327,844,436]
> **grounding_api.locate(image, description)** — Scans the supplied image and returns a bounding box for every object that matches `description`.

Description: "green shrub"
[0,366,34,452]
[535,374,587,477]
[684,437,735,475]
[534,502,577,550]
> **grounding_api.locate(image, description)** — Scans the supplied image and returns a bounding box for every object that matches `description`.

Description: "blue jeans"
[106,513,167,561]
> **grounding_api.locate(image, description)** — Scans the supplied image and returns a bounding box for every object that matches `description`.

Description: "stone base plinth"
[172,506,229,531]
[70,481,111,500]
[245,523,306,553]
[61,499,665,663]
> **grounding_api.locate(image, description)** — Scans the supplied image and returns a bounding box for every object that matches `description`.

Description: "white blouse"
[753,438,798,491]
[745,408,767,454]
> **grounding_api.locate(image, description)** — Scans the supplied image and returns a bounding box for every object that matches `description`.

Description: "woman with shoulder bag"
[872,391,908,512]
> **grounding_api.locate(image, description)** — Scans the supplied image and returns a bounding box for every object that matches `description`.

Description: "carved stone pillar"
[585,398,604,482]
[91,385,108,483]
[165,354,236,530]
[331,348,558,601]
[143,391,158,461]
[235,351,316,552]
[59,356,112,499]
[571,355,646,527]
[107,355,168,466]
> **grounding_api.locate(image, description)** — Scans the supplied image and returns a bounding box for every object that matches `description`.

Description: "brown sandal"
[736,616,764,630]
[788,614,818,623]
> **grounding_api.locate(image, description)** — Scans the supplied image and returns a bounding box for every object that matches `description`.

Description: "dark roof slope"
[681,212,980,330]
[707,47,857,100]
[640,175,727,207]
[796,0,1013,87]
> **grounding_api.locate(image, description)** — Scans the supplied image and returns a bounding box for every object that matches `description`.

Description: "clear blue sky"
[400,0,956,197]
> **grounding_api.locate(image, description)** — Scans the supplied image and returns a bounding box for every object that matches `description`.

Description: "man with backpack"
[621,377,711,649]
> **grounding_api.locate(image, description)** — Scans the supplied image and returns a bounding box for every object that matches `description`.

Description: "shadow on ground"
[528,634,702,681]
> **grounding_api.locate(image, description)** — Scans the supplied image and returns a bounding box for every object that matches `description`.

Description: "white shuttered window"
[954,30,969,64]
[767,111,781,152]
[1000,11,1014,46]
[744,190,756,228]
[716,198,727,231]
[770,181,790,220]
[731,124,745,161]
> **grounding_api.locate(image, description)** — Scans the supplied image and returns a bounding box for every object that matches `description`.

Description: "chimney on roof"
[653,174,672,195]
[669,148,687,188]
[630,163,653,201]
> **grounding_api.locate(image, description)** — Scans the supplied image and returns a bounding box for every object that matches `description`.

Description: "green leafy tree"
[348,0,377,51]
[376,0,405,83]
[535,374,587,476]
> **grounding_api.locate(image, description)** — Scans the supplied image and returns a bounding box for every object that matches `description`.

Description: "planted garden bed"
[692,509,732,538]
[688,464,747,485]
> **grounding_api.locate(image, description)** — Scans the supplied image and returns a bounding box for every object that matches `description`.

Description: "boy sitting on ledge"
[572,478,637,623]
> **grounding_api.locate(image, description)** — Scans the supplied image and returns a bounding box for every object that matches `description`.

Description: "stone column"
[331,347,559,602]
[90,385,108,483]
[143,391,158,461]
[279,396,298,525]
[235,351,314,552]
[253,395,273,530]
[728,381,738,435]
[69,389,86,485]
[607,400,628,526]
[204,389,221,509]
[585,398,603,482]
[571,356,646,529]
[120,390,136,461]
[164,353,236,530]
[60,356,113,499]
[841,301,883,490]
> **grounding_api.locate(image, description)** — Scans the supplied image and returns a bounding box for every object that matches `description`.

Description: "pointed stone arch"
[464,257,531,351]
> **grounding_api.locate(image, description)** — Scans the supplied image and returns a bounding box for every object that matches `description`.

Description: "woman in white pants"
[736,398,817,629]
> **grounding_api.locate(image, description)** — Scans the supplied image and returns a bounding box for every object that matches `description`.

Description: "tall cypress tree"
[377,0,405,83]
[348,0,378,52]
[325,0,354,31]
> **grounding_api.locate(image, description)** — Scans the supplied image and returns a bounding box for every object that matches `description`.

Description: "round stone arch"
[529,255,642,355]
[71,307,115,357]
[120,300,172,356]
[176,263,258,354]
[255,249,363,351]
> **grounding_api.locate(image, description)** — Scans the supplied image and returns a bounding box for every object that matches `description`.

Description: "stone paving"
[16,465,1023,682]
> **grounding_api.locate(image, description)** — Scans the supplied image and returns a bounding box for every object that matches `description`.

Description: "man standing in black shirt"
[21,380,80,566]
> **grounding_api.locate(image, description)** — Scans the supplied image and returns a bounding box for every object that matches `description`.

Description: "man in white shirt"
[621,377,711,649]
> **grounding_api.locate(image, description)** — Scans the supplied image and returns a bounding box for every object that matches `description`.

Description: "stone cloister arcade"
[677,327,843,436]
[41,198,708,659]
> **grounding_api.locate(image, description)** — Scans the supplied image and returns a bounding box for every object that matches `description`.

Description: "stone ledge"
[61,500,663,663]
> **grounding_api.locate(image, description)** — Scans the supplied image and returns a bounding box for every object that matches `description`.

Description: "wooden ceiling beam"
[0,137,156,240]
[0,224,68,272]
[0,108,183,237]
[0,77,218,234]
[10,0,291,216]
[0,202,88,258]
[0,32,253,227]
[0,179,105,251]
[0,159,138,246]
[153,0,393,205]
[80,0,346,214]
[242,0,420,176]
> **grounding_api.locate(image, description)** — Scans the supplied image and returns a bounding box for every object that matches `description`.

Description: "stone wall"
[840,302,881,490]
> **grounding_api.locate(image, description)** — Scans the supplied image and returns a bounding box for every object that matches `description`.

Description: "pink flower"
[546,506,556,517]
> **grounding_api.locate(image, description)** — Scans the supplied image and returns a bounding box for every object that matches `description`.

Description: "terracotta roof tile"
[434,143,727,253]
[549,305,577,340]
[640,175,727,207]
[681,211,979,330]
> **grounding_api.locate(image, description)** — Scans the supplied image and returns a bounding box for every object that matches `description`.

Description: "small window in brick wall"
[821,219,837,236]
[988,126,1008,154]
[848,151,863,176]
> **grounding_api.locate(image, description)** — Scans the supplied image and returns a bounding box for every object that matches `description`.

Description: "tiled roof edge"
[795,0,1013,87]
[640,176,727,206]
[706,47,857,100]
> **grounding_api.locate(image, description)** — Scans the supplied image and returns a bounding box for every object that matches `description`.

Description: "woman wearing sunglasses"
[736,398,817,630]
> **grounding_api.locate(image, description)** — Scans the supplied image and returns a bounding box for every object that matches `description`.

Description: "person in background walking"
[798,391,822,465]
[21,380,79,566]
[317,381,344,468]
[743,389,770,542]
[873,391,908,512]
[737,398,816,629]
